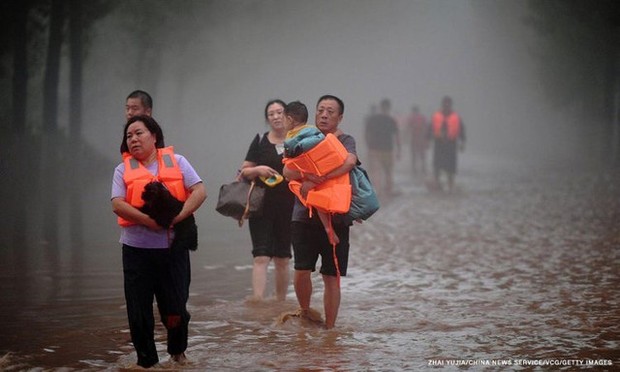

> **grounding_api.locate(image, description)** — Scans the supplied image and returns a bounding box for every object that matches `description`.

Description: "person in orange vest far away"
[283,95,358,329]
[429,96,466,194]
[111,115,206,368]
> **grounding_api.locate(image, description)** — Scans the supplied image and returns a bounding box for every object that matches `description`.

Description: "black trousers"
[122,244,191,368]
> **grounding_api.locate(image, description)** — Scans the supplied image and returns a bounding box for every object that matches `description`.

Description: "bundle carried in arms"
[283,126,379,222]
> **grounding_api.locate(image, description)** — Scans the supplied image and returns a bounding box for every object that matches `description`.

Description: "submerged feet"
[245,294,264,304]
[170,352,188,365]
[277,307,325,327]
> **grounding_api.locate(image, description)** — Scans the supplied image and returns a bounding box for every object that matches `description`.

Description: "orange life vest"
[283,133,349,176]
[118,146,187,227]
[286,134,352,283]
[432,111,461,140]
[284,134,352,215]
[288,173,351,215]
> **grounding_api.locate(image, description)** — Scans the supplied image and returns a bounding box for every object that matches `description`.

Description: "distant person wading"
[405,104,429,179]
[429,95,466,193]
[364,98,401,198]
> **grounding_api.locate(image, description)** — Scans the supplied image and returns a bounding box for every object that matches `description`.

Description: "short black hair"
[284,100,308,123]
[317,94,344,115]
[120,115,165,154]
[126,90,153,110]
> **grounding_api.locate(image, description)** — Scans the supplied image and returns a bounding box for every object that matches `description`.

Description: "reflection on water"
[1,156,619,370]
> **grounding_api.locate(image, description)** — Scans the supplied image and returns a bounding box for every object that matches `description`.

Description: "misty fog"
[84,0,570,166]
[53,0,603,243]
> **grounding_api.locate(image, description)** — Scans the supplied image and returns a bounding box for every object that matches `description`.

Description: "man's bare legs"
[322,274,340,329]
[294,270,312,310]
[294,269,341,329]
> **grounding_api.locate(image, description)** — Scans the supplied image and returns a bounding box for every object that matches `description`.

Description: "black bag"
[215,180,265,226]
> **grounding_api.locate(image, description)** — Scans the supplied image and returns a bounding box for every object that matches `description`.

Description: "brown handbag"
[215,180,265,227]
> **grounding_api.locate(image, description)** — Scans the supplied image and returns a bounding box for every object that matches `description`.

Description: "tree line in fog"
[0,0,618,250]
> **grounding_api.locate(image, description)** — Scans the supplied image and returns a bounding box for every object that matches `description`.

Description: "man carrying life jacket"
[283,95,358,330]
[429,95,466,193]
[282,101,350,246]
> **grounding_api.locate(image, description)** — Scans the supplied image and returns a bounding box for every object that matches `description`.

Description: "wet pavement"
[1,154,619,370]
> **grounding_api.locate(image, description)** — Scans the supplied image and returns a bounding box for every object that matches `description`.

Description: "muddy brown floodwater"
[0,155,618,370]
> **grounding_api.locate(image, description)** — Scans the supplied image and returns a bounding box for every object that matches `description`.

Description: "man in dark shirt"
[365,98,401,197]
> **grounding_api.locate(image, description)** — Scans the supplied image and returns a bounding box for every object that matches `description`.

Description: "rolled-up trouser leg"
[155,247,191,355]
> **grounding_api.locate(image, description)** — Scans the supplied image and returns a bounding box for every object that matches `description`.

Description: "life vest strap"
[327,213,341,288]
[129,158,140,170]
[162,153,174,168]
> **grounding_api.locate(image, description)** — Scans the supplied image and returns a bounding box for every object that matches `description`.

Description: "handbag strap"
[239,180,257,227]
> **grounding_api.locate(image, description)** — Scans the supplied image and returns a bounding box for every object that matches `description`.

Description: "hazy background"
[1,1,620,368]
[83,0,616,168]
[0,0,618,262]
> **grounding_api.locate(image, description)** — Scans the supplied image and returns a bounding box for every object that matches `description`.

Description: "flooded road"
[1,155,619,370]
